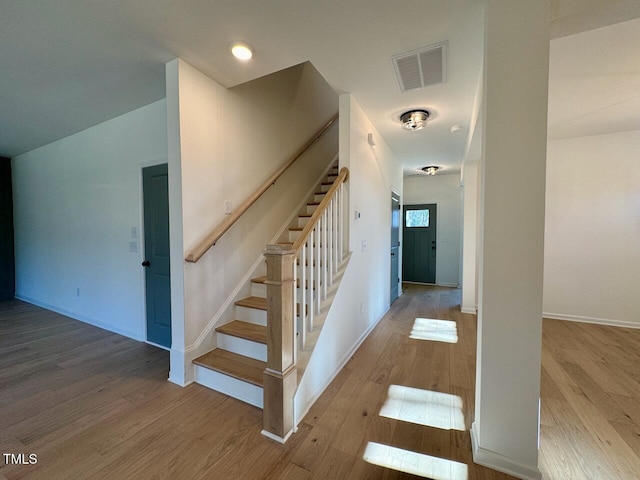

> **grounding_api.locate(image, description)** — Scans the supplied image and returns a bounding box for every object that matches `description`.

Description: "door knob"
[142,260,150,267]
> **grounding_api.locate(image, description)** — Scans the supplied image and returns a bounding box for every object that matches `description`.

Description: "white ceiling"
[548,16,640,140]
[1,1,639,174]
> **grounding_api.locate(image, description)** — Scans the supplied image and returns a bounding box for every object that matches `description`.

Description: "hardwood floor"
[539,318,640,479]
[1,287,638,479]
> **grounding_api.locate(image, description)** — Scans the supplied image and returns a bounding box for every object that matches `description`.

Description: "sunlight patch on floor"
[379,385,465,431]
[363,442,469,480]
[410,318,458,343]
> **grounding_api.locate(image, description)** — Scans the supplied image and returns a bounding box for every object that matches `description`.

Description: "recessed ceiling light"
[231,43,253,61]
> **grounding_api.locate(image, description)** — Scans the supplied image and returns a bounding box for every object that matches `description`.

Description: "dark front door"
[390,192,400,303]
[142,164,171,348]
[402,204,437,284]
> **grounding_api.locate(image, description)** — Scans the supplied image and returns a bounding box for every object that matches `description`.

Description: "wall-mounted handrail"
[185,113,339,263]
[292,167,349,253]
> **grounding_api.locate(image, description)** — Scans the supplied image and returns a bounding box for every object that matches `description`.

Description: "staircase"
[192,162,341,410]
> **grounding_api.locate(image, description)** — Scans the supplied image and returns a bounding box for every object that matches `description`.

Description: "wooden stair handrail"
[185,113,339,263]
[292,167,349,253]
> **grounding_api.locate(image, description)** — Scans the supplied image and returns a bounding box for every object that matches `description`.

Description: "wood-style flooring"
[1,286,639,479]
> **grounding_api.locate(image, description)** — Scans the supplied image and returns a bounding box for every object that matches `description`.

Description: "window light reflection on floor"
[410,318,458,343]
[363,442,469,480]
[379,385,465,431]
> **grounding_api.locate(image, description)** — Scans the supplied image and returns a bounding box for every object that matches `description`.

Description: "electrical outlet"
[224,200,232,215]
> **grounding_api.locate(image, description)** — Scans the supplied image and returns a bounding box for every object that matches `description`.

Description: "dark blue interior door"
[143,164,171,348]
[390,192,400,303]
[402,204,437,284]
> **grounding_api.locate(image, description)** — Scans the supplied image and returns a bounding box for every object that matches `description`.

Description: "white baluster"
[339,183,344,261]
[315,224,321,314]
[322,209,328,301]
[300,243,306,349]
[307,233,314,332]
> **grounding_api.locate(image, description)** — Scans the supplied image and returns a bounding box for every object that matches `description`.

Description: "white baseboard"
[261,429,293,444]
[15,294,143,341]
[168,376,193,387]
[543,312,640,330]
[461,307,477,315]
[471,422,542,480]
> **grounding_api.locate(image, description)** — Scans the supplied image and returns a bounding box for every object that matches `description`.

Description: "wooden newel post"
[262,244,297,443]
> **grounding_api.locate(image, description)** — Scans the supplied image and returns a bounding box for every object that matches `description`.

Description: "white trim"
[471,422,542,480]
[168,376,194,387]
[294,302,390,426]
[437,282,458,288]
[15,294,143,341]
[169,348,188,386]
[543,312,640,329]
[145,340,170,351]
[461,307,477,315]
[185,155,340,353]
[261,429,293,444]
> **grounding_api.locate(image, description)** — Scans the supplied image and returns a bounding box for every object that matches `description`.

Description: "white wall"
[403,173,462,287]
[167,60,339,383]
[12,100,168,340]
[461,161,479,313]
[544,130,640,327]
[294,94,403,422]
[472,2,549,478]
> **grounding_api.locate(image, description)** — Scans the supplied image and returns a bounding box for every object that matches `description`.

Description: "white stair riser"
[217,333,267,362]
[195,366,263,409]
[251,283,267,297]
[296,217,310,228]
[288,230,302,242]
[236,305,267,326]
[318,184,331,193]
[305,205,318,215]
[313,193,326,203]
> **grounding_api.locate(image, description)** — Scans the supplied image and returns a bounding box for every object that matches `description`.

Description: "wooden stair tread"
[193,349,265,387]
[307,201,321,206]
[235,296,267,311]
[216,320,267,344]
[299,214,312,218]
[251,275,267,284]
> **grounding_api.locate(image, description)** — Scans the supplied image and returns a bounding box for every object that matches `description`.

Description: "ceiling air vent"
[392,42,448,93]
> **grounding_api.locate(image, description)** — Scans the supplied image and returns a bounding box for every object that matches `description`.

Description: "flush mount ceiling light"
[421,166,440,176]
[230,43,253,60]
[400,110,430,131]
